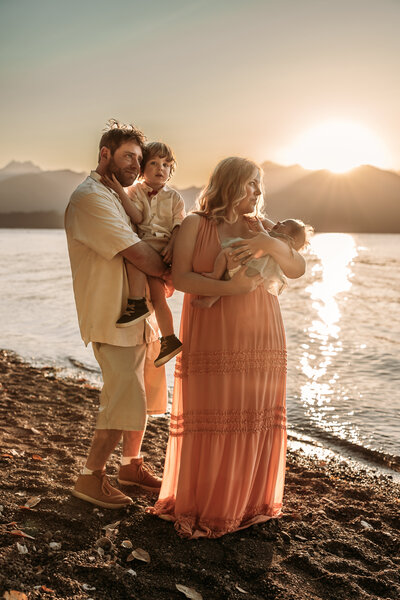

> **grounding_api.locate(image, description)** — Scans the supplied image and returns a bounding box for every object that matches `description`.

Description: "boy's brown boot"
[116,298,150,328]
[154,334,183,367]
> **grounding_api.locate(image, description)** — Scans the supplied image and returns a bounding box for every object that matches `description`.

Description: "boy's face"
[143,155,172,189]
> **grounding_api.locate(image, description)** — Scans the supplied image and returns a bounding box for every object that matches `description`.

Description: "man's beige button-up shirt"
[65,171,159,347]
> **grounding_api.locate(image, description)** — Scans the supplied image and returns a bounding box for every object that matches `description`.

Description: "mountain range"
[0,160,399,232]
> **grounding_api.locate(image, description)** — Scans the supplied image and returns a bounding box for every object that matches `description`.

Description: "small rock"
[17,542,29,554]
[49,542,61,550]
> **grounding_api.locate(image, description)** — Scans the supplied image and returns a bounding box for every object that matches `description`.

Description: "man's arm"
[119,241,167,278]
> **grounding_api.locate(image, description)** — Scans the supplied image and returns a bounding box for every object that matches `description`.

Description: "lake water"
[0,229,399,470]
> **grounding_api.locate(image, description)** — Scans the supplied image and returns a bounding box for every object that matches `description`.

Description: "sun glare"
[277,120,389,173]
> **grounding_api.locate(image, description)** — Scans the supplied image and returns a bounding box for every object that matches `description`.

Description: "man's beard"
[107,157,138,187]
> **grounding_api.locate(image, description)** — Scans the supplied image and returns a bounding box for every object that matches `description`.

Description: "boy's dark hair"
[98,118,147,161]
[141,142,177,177]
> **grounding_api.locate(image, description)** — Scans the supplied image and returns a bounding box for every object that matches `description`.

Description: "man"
[65,119,168,509]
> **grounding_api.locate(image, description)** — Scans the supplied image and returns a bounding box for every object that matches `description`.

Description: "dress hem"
[147,500,283,539]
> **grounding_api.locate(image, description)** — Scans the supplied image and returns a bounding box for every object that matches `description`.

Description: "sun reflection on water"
[301,234,358,439]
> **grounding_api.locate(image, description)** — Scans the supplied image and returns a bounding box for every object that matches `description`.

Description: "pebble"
[49,542,61,550]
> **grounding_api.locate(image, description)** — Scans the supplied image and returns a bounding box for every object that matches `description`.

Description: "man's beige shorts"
[92,342,167,431]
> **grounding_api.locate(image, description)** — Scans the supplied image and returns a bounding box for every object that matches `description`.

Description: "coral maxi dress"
[151,216,287,538]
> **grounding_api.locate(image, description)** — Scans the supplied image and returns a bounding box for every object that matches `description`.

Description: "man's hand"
[160,241,174,265]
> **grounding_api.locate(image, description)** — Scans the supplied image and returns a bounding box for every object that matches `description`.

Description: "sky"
[0,0,399,187]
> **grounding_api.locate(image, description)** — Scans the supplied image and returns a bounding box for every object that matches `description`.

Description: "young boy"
[102,142,185,367]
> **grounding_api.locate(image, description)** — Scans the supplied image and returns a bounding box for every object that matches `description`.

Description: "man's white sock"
[81,466,94,475]
[121,455,140,465]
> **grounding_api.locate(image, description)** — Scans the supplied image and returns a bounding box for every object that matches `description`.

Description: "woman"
[150,157,305,538]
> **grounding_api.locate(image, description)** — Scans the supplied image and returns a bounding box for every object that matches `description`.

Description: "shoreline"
[0,349,399,600]
[9,347,400,477]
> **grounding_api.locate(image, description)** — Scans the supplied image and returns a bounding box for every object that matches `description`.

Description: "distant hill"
[0,161,200,227]
[0,211,63,228]
[261,161,310,194]
[0,169,87,215]
[265,165,400,233]
[0,160,399,231]
[178,186,201,212]
[0,160,42,182]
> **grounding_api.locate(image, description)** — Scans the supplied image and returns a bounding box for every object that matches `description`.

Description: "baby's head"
[272,219,313,251]
[140,141,176,189]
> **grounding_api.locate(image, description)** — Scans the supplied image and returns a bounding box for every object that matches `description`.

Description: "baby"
[192,219,312,308]
[102,142,185,367]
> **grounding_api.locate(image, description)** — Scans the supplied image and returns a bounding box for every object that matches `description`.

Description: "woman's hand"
[228,265,264,294]
[228,232,272,263]
[100,173,125,197]
[229,232,306,279]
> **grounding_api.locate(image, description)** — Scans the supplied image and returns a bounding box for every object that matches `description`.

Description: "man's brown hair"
[98,118,147,161]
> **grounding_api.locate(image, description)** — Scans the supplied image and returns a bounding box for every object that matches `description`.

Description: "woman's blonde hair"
[196,157,264,223]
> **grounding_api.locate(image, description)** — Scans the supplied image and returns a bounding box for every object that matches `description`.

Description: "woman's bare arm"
[230,232,306,279]
[172,215,263,295]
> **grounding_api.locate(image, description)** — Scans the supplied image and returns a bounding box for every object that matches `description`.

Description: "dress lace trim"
[169,406,286,436]
[175,348,287,378]
[148,497,283,538]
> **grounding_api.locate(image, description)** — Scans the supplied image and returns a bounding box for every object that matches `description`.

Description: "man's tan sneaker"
[72,470,133,509]
[118,458,162,493]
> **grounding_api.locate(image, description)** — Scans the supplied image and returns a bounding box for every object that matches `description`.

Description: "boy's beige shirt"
[128,181,186,240]
[64,171,159,347]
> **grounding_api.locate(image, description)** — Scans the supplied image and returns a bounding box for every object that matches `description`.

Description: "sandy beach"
[0,348,399,600]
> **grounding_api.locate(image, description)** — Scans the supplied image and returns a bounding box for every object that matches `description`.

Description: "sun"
[277,120,389,173]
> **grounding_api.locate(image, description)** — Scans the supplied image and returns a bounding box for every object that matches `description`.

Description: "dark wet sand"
[0,349,399,600]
